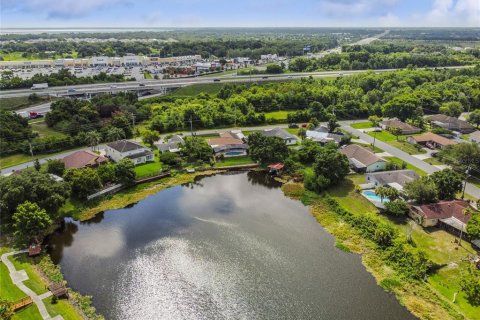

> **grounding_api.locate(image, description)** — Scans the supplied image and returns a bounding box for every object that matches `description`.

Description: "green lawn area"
[383,156,427,176]
[0,153,35,169]
[45,296,83,320]
[352,142,384,153]
[264,110,293,121]
[9,254,48,295]
[286,127,299,136]
[467,176,480,188]
[30,121,67,138]
[134,161,163,178]
[424,157,443,165]
[0,252,27,302]
[144,71,152,79]
[0,96,54,112]
[351,121,373,129]
[170,83,224,96]
[327,174,378,215]
[366,131,425,155]
[214,156,255,167]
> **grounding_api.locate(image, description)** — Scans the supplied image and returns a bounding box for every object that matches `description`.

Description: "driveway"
[341,124,480,199]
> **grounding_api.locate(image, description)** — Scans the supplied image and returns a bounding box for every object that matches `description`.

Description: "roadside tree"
[430,169,463,200]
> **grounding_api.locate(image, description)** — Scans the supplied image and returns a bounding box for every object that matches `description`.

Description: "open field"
[214,156,255,167]
[0,96,54,112]
[264,110,293,121]
[30,121,67,138]
[351,121,373,129]
[383,156,427,176]
[367,131,426,154]
[171,83,224,96]
[134,161,163,178]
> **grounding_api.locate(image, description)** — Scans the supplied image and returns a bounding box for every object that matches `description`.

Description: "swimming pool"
[362,190,390,203]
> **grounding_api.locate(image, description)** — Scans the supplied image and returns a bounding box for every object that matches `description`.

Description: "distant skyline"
[1,0,479,28]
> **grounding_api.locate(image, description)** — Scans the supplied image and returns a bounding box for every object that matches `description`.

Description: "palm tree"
[106,127,125,142]
[375,186,390,203]
[86,131,102,151]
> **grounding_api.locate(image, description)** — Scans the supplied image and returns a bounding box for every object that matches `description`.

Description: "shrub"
[384,199,409,216]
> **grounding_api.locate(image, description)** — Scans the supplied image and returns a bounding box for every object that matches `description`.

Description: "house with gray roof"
[365,170,419,191]
[340,144,386,173]
[261,127,298,145]
[380,118,421,135]
[155,135,185,153]
[426,114,475,134]
[105,140,154,165]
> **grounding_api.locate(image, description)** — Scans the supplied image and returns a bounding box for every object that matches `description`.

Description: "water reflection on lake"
[48,171,415,320]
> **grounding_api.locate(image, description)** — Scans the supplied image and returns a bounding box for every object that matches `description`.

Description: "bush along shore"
[281,181,472,320]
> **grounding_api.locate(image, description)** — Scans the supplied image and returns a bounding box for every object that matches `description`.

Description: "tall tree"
[247,132,289,164]
[404,177,438,204]
[430,169,463,200]
[115,159,136,186]
[141,129,160,146]
[64,168,102,199]
[13,201,52,243]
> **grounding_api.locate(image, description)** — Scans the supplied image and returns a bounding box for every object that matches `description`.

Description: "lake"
[48,171,415,320]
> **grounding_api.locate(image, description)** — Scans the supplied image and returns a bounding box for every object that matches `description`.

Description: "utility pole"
[29,142,34,158]
[189,115,193,137]
[461,166,471,199]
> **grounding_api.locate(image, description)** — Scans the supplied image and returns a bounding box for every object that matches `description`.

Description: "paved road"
[1,66,472,99]
[341,124,480,199]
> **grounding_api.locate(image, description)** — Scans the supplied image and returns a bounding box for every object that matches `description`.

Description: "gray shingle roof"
[107,140,145,153]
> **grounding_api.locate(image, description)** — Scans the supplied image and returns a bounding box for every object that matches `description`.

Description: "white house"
[261,128,298,145]
[340,144,386,173]
[105,140,154,165]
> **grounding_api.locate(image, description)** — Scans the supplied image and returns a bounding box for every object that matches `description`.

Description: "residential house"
[207,131,248,157]
[155,135,185,153]
[261,128,298,145]
[407,132,457,149]
[426,114,475,134]
[306,129,344,145]
[469,131,480,144]
[62,150,108,169]
[105,140,154,165]
[409,200,477,236]
[365,170,419,191]
[379,118,421,135]
[340,144,386,173]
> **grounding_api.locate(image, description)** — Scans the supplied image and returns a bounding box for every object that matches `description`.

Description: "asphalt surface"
[341,124,480,199]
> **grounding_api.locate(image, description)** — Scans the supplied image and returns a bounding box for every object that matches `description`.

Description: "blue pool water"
[362,190,390,203]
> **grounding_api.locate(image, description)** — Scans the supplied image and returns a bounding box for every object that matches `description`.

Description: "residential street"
[341,124,480,199]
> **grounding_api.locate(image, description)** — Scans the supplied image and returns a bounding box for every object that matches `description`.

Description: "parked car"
[213,79,221,82]
[288,123,299,128]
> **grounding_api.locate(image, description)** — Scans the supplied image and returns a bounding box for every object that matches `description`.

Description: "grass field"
[264,110,293,121]
[214,156,255,167]
[383,156,427,176]
[0,96,54,112]
[351,121,373,129]
[367,131,426,154]
[171,83,224,96]
[134,161,163,178]
[0,51,79,61]
[424,157,443,165]
[30,121,67,138]
[9,254,48,295]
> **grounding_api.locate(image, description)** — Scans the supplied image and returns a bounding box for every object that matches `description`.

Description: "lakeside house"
[62,150,108,169]
[426,114,475,134]
[207,131,248,157]
[155,135,185,153]
[379,118,421,135]
[408,200,477,236]
[340,144,386,173]
[469,131,480,144]
[261,127,298,145]
[105,140,154,164]
[407,132,457,149]
[364,169,419,191]
[306,129,344,145]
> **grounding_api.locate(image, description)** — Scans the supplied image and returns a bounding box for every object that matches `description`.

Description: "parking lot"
[1,65,164,81]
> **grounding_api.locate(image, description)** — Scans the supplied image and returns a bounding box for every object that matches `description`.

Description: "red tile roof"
[411,200,476,224]
[63,150,108,169]
[207,137,244,146]
[411,132,457,146]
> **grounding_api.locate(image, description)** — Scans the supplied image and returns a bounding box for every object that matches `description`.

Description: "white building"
[123,55,148,66]
[105,140,154,165]
[90,56,110,66]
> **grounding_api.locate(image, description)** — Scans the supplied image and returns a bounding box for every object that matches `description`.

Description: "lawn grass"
[424,157,443,165]
[134,161,163,178]
[0,96,54,112]
[9,254,48,295]
[264,110,293,121]
[366,131,426,155]
[170,83,224,96]
[351,121,373,129]
[0,251,27,302]
[45,296,84,320]
[30,121,67,138]
[383,156,427,176]
[144,71,152,79]
[214,156,255,167]
[352,142,384,153]
[286,127,299,136]
[12,304,42,320]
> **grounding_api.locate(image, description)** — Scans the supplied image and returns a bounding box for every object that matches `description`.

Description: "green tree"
[180,136,213,162]
[64,168,102,199]
[160,152,182,167]
[13,201,52,243]
[439,101,463,118]
[306,148,349,193]
[438,142,480,173]
[0,298,14,320]
[247,132,289,164]
[86,131,102,151]
[460,267,480,306]
[430,169,463,200]
[368,115,382,127]
[467,213,480,239]
[468,109,480,128]
[382,95,423,122]
[141,129,160,146]
[34,159,41,171]
[375,186,391,202]
[265,64,284,74]
[115,159,136,186]
[297,127,306,140]
[384,199,409,216]
[105,126,125,142]
[46,159,65,176]
[404,177,438,204]
[97,163,116,184]
[327,114,340,133]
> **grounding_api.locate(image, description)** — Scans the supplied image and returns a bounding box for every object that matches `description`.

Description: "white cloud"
[318,0,398,16]
[377,13,402,27]
[4,0,129,19]
[413,0,480,26]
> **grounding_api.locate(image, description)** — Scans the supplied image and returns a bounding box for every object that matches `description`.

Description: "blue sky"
[1,0,479,28]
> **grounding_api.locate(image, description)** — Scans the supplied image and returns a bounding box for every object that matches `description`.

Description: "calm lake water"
[48,172,415,320]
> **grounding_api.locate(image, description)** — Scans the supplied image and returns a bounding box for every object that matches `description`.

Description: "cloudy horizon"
[1,0,479,28]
